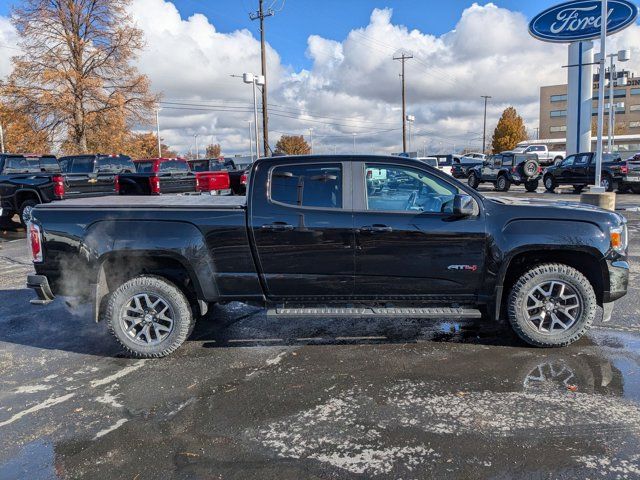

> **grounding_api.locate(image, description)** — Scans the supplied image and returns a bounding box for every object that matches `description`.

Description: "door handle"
[261,222,294,232]
[360,224,393,233]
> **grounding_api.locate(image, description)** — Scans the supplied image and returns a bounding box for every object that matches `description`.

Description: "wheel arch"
[15,189,42,209]
[493,248,607,321]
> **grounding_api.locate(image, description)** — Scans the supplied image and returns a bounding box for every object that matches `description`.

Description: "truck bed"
[37,194,247,210]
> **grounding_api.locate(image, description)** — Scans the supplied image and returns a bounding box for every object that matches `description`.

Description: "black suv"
[0,154,64,224]
[467,152,540,192]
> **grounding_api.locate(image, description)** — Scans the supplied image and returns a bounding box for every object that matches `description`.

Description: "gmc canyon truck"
[26,155,629,357]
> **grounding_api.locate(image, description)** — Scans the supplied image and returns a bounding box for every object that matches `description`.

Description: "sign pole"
[594,0,608,191]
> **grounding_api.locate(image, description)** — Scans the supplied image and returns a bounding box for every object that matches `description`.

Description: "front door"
[249,161,354,299]
[353,161,486,302]
[482,155,501,181]
[570,153,591,184]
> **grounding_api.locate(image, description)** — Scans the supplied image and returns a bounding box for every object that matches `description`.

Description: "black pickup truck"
[26,155,629,357]
[0,154,64,224]
[542,152,640,193]
[58,154,135,198]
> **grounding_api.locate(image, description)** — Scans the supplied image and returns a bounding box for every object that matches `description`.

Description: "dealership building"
[538,69,640,154]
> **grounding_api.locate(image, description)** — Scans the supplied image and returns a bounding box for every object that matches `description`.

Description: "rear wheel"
[507,263,596,347]
[601,174,614,192]
[524,179,539,192]
[104,275,194,358]
[19,199,39,226]
[467,171,480,190]
[496,174,510,192]
[544,175,556,192]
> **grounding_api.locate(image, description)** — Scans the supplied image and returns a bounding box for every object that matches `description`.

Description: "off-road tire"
[573,185,585,194]
[524,179,539,192]
[104,275,194,358]
[496,174,511,192]
[19,199,39,226]
[467,171,480,190]
[507,263,596,348]
[544,175,556,192]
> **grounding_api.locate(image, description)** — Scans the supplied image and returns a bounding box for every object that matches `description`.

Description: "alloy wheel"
[523,280,582,335]
[119,293,175,346]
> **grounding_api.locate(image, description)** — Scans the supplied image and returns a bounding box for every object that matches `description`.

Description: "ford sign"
[529,0,639,43]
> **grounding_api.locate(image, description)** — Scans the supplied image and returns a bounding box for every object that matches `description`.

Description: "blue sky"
[0,0,555,70]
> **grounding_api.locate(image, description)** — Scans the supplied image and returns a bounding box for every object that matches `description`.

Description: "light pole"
[309,128,314,154]
[406,115,415,153]
[155,109,162,157]
[242,73,264,159]
[248,120,254,160]
[593,0,608,191]
[481,95,491,154]
[352,133,357,154]
[606,49,630,152]
[193,134,199,159]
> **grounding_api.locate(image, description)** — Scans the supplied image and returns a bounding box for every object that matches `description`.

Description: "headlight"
[610,225,628,254]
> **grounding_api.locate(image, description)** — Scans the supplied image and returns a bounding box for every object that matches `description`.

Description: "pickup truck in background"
[27,154,628,357]
[187,158,232,195]
[118,158,197,195]
[542,152,639,193]
[0,154,65,224]
[58,154,134,198]
[188,158,250,195]
[451,155,485,179]
[512,144,565,166]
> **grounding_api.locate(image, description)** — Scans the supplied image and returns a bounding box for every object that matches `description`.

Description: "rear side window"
[135,161,155,173]
[68,156,95,173]
[4,156,39,172]
[159,160,189,172]
[270,164,342,209]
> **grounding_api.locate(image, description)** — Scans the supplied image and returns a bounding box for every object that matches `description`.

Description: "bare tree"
[4,0,158,153]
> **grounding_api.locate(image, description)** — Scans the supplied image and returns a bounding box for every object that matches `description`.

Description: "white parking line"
[89,360,146,388]
[0,393,75,428]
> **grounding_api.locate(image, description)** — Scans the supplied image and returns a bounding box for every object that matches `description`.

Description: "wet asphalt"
[0,188,640,479]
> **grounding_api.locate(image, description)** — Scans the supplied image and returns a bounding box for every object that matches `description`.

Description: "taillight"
[538,166,543,173]
[621,164,629,174]
[52,175,65,199]
[512,166,517,173]
[240,173,248,185]
[29,222,43,263]
[114,175,120,194]
[149,176,161,194]
[196,176,202,190]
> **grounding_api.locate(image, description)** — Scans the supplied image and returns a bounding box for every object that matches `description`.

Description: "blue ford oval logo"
[529,0,639,43]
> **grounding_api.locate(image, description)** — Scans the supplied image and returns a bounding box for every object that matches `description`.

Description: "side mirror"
[452,194,475,217]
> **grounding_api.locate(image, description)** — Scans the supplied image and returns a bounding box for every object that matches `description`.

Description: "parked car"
[452,156,485,179]
[419,154,455,175]
[467,152,541,192]
[0,154,64,224]
[27,154,628,357]
[58,154,135,199]
[512,144,565,166]
[118,158,197,195]
[543,152,640,193]
[187,158,232,195]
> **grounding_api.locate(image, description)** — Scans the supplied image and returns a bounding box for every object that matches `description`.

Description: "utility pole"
[594,0,608,191]
[481,95,492,154]
[309,128,313,154]
[250,0,275,157]
[248,120,254,159]
[393,51,413,153]
[193,134,199,160]
[155,109,162,157]
[0,123,4,154]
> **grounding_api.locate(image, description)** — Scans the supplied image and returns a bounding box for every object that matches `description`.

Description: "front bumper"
[27,274,54,305]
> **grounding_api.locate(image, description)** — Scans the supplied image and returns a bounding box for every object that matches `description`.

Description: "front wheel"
[104,275,194,358]
[524,179,539,193]
[544,175,556,192]
[601,175,614,192]
[507,263,596,347]
[467,172,480,190]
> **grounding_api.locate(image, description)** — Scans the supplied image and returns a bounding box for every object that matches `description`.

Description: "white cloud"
[3,1,640,155]
[0,16,19,80]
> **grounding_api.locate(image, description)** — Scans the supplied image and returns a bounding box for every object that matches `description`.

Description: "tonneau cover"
[38,194,247,209]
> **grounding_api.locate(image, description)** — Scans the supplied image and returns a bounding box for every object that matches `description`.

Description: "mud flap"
[92,267,109,323]
[602,302,614,322]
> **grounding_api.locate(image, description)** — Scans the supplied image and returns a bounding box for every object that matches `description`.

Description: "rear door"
[157,160,196,193]
[353,160,486,300]
[62,156,98,197]
[249,160,354,299]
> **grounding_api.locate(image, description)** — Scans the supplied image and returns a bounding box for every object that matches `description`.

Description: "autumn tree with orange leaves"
[4,0,158,154]
[0,102,50,153]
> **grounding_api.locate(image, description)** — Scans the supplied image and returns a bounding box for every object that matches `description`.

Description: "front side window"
[271,164,342,209]
[561,156,575,167]
[365,164,458,214]
[574,154,590,166]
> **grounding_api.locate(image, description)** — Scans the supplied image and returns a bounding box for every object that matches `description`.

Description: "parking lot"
[1,187,640,479]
